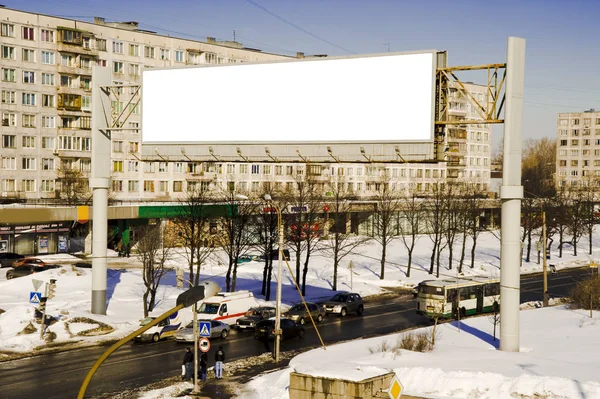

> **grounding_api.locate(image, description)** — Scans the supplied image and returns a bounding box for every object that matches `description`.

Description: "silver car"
[174,319,230,342]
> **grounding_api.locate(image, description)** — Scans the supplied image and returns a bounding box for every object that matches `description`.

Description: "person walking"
[200,352,208,382]
[214,346,225,379]
[183,347,194,381]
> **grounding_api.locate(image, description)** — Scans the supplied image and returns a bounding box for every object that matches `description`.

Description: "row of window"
[559,118,600,127]
[1,68,93,90]
[1,23,52,42]
[559,139,600,146]
[1,179,56,193]
[558,159,600,167]
[557,149,600,157]
[558,129,600,137]
[2,134,91,151]
[2,113,91,129]
[558,170,600,177]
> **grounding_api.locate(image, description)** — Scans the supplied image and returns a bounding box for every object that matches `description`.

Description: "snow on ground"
[0,228,600,398]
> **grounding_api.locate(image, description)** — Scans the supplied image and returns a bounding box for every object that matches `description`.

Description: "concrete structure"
[289,371,396,399]
[0,6,493,205]
[556,109,600,188]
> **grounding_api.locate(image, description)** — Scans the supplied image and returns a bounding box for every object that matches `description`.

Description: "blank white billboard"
[142,52,436,143]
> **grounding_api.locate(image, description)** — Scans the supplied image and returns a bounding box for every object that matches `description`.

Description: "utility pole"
[542,211,549,307]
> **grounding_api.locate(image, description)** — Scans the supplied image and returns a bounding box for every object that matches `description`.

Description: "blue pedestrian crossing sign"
[199,321,211,337]
[29,292,42,304]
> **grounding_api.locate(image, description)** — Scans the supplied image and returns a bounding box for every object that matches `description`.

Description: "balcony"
[54,149,91,159]
[58,42,99,56]
[58,64,92,76]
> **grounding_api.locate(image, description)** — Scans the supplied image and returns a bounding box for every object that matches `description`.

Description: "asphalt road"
[0,267,591,399]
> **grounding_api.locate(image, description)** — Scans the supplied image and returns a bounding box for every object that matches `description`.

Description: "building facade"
[556,109,600,188]
[0,7,491,204]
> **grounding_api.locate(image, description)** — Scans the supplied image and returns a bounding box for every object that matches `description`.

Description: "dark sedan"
[0,253,24,268]
[6,264,58,279]
[254,318,305,341]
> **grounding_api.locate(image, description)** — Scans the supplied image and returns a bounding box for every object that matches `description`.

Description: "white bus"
[416,276,500,319]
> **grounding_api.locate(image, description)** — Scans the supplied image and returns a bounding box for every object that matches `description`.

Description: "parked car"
[12,257,49,268]
[174,319,230,342]
[254,318,305,341]
[235,306,276,330]
[6,264,59,279]
[0,252,24,268]
[284,302,326,325]
[322,292,364,317]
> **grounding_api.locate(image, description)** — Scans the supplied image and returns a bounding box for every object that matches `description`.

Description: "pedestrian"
[116,240,123,257]
[214,346,225,379]
[200,352,208,382]
[183,347,194,381]
[124,243,130,258]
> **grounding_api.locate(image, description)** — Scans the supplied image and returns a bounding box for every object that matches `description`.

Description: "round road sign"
[199,337,210,353]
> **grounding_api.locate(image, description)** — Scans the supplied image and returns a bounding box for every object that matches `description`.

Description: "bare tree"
[397,185,422,278]
[323,181,369,291]
[567,188,587,257]
[551,186,571,258]
[256,186,283,301]
[444,183,461,271]
[216,186,255,292]
[372,177,401,280]
[426,181,450,277]
[464,183,487,270]
[136,224,171,317]
[55,163,91,205]
[174,185,215,287]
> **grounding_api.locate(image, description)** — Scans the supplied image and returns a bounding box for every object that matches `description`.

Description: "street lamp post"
[264,194,283,362]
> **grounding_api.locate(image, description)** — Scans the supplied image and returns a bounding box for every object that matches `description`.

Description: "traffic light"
[48,280,57,299]
[39,297,47,313]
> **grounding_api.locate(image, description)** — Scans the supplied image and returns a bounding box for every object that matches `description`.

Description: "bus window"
[485,283,500,296]
[421,285,444,295]
[446,289,457,302]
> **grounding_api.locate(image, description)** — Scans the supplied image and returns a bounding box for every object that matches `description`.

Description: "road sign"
[287,205,309,213]
[32,279,44,292]
[199,337,210,353]
[199,321,211,337]
[386,374,404,399]
[590,262,598,269]
[29,292,42,304]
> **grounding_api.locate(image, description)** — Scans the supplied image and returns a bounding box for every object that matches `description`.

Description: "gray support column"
[91,66,112,315]
[499,37,526,352]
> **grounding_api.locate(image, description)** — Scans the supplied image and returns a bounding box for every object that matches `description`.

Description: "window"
[129,141,139,153]
[82,96,91,111]
[558,149,567,156]
[80,116,91,129]
[22,27,35,40]
[113,161,123,172]
[129,63,140,76]
[159,181,168,192]
[96,38,107,51]
[22,136,35,149]
[1,90,16,104]
[112,41,124,54]
[111,180,123,192]
[22,180,36,192]
[82,137,91,151]
[2,68,15,82]
[58,93,81,109]
[559,129,568,136]
[144,162,155,173]
[129,44,139,56]
[23,71,35,84]
[275,165,282,175]
[263,165,271,175]
[22,157,36,170]
[3,179,15,192]
[40,29,54,42]
[159,162,168,173]
[1,23,15,37]
[2,134,16,148]
[573,118,580,125]
[251,164,260,174]
[144,46,155,58]
[571,160,579,167]
[42,158,55,170]
[97,59,107,67]
[22,114,36,128]
[128,180,139,192]
[42,73,55,86]
[144,180,155,192]
[112,141,124,153]
[41,180,55,192]
[2,112,16,127]
[82,36,91,49]
[572,129,580,136]
[42,136,55,149]
[22,48,35,62]
[81,57,91,69]
[173,181,183,192]
[111,100,124,113]
[2,157,16,170]
[571,139,579,146]
[1,45,15,59]
[240,164,248,174]
[128,161,139,172]
[175,50,184,62]
[113,61,124,74]
[42,94,54,107]
[560,139,567,146]
[81,77,91,90]
[21,93,35,106]
[570,149,579,156]
[41,51,54,65]
[160,48,170,60]
[128,103,139,114]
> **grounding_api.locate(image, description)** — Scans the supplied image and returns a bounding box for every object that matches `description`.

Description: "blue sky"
[7,0,600,151]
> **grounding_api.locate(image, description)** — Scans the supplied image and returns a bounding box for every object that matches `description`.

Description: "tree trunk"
[380,240,387,280]
[149,288,157,312]
[459,231,467,273]
[470,235,477,269]
[295,243,302,285]
[232,260,238,292]
[448,236,454,270]
[302,251,311,296]
[143,291,149,317]
[559,230,563,258]
[407,246,413,278]
[429,233,438,274]
[589,227,593,256]
[225,256,233,292]
[266,258,273,301]
[525,228,532,263]
[435,243,442,278]
[261,260,268,295]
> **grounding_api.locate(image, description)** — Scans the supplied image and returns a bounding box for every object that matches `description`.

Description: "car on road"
[322,292,364,317]
[284,302,326,325]
[12,257,49,268]
[0,252,24,268]
[6,264,59,279]
[235,306,276,330]
[174,319,230,342]
[254,318,305,341]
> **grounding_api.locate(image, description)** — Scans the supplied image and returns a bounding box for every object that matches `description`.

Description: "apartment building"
[556,109,600,188]
[0,6,491,203]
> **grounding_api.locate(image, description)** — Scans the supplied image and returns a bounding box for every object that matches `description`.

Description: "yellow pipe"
[78,304,183,399]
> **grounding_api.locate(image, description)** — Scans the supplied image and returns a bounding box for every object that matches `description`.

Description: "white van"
[196,290,259,324]
[134,308,192,343]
